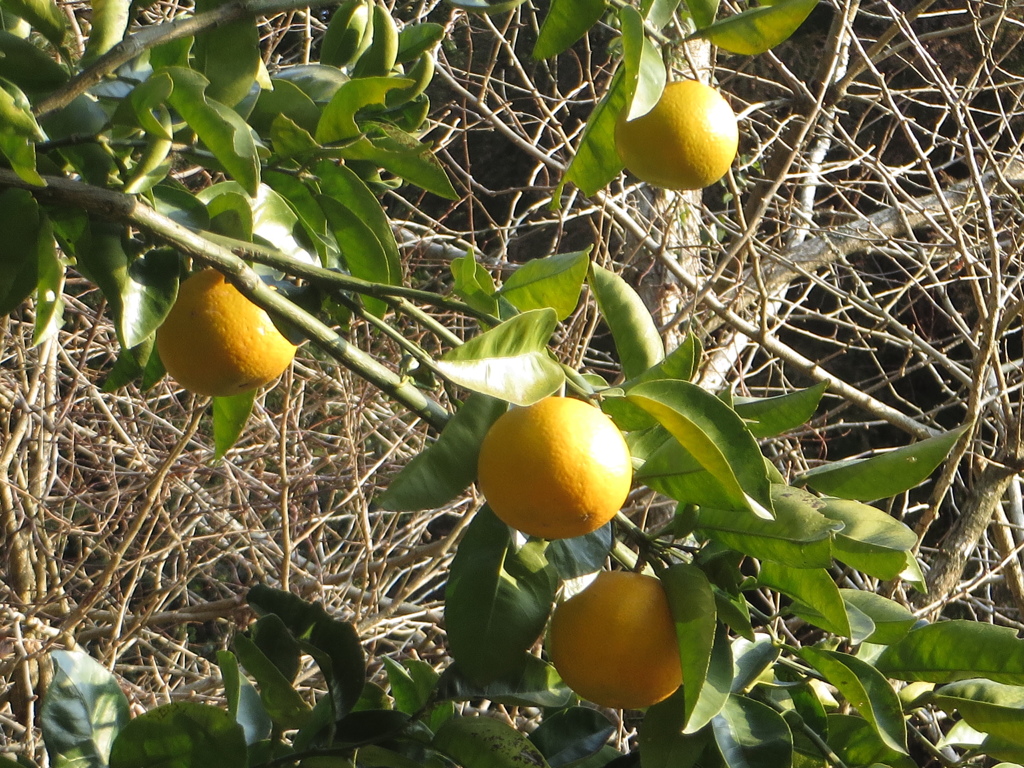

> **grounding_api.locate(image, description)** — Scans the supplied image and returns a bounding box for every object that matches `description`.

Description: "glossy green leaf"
[759,562,850,637]
[730,636,780,694]
[628,379,773,517]
[0,132,42,186]
[795,426,968,501]
[396,22,444,62]
[0,29,67,92]
[317,77,412,143]
[193,0,259,106]
[633,332,702,385]
[589,264,664,379]
[533,0,605,60]
[733,382,827,438]
[352,4,399,77]
[434,716,550,768]
[640,690,713,768]
[619,5,665,121]
[246,584,367,720]
[686,619,734,734]
[876,621,1024,685]
[562,68,627,196]
[217,651,272,745]
[1,0,66,48]
[929,679,1024,746]
[800,649,907,755]
[444,507,558,684]
[838,590,915,646]
[383,658,439,715]
[684,0,719,29]
[0,79,41,138]
[817,497,917,580]
[42,650,130,768]
[711,695,792,768]
[436,308,564,405]
[435,654,572,708]
[498,250,590,321]
[826,715,915,768]
[0,189,41,315]
[212,390,255,459]
[82,0,129,63]
[317,195,391,317]
[337,123,457,199]
[165,67,260,195]
[446,0,527,14]
[451,252,499,317]
[321,0,372,68]
[232,631,312,729]
[109,702,246,768]
[378,394,506,511]
[274,64,350,103]
[696,485,841,569]
[251,79,321,137]
[121,247,178,349]
[529,707,615,766]
[660,564,717,727]
[546,524,613,579]
[695,0,817,55]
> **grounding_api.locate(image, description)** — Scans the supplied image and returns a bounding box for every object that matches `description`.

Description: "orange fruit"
[616,80,739,190]
[156,268,296,397]
[476,397,632,540]
[548,571,682,709]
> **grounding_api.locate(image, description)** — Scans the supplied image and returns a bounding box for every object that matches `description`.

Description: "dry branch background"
[3,0,1024,761]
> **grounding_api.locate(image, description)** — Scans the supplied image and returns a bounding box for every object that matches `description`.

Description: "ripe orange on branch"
[156,268,297,398]
[616,79,739,191]
[476,396,632,540]
[548,570,683,710]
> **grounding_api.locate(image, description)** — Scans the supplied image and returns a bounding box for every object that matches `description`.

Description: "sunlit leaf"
[838,591,915,646]
[589,263,664,379]
[451,252,499,317]
[337,123,457,199]
[533,0,605,60]
[733,381,827,438]
[498,249,590,321]
[759,562,850,638]
[212,390,255,459]
[109,703,246,768]
[321,0,372,68]
[620,5,666,121]
[82,0,130,63]
[684,0,719,29]
[1,0,66,49]
[661,564,717,728]
[436,655,572,709]
[694,0,817,55]
[316,77,413,143]
[711,694,793,768]
[562,69,627,196]
[876,621,1024,685]
[434,716,550,768]
[929,679,1024,746]
[817,498,916,580]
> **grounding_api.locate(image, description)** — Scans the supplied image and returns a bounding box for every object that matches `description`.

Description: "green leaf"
[337,123,457,199]
[444,507,558,684]
[640,690,714,768]
[800,649,907,755]
[633,332,701,385]
[875,621,1024,685]
[109,702,246,768]
[435,308,564,405]
[321,0,372,68]
[32,216,64,345]
[529,707,615,766]
[451,252,499,317]
[533,0,605,60]
[0,188,41,315]
[232,631,311,729]
[316,77,413,143]
[563,68,627,196]
[838,591,915,646]
[498,250,590,321]
[434,717,550,768]
[82,0,130,63]
[217,652,272,746]
[164,67,260,195]
[733,382,827,438]
[246,584,367,720]
[397,22,444,62]
[318,194,392,316]
[731,636,780,694]
[378,394,506,511]
[0,29,68,93]
[42,650,130,768]
[383,658,439,715]
[684,0,719,29]
[685,625,734,733]
[192,0,260,106]
[627,380,773,517]
[758,562,850,638]
[121,247,179,349]
[795,426,968,501]
[816,498,917,580]
[588,264,664,379]
[711,695,793,768]
[251,79,321,137]
[445,0,527,15]
[696,485,841,569]
[661,564,717,729]
[619,5,666,121]
[274,64,350,103]
[546,524,614,579]
[0,0,66,49]
[928,679,1024,746]
[351,4,399,77]
[826,715,915,768]
[435,655,572,708]
[0,132,43,186]
[694,0,817,54]
[212,390,255,459]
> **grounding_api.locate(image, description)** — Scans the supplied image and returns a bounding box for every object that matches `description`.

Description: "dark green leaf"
[213,390,255,459]
[640,690,713,768]
[436,308,564,405]
[694,0,817,54]
[800,649,907,755]
[794,426,968,501]
[434,717,550,768]
[42,650,130,768]
[233,632,312,729]
[533,0,605,59]
[589,263,664,379]
[337,123,457,199]
[875,621,1024,685]
[318,194,392,316]
[826,715,915,768]
[444,507,558,684]
[121,247,178,348]
[1,0,66,49]
[435,655,572,708]
[685,620,734,733]
[696,485,840,569]
[733,382,827,438]
[546,524,614,579]
[383,658,439,715]
[730,637,780,695]
[498,250,590,321]
[838,591,915,646]
[397,22,444,62]
[251,79,321,137]
[758,562,850,637]
[928,679,1024,746]
[0,188,41,315]
[0,29,67,93]
[217,651,272,745]
[335,709,410,746]
[817,498,917,580]
[530,708,615,767]
[192,0,259,106]
[445,0,527,15]
[628,379,773,517]
[109,703,246,768]
[619,5,665,121]
[660,564,717,728]
[563,68,627,196]
[711,695,793,768]
[274,64,350,103]
[378,394,506,511]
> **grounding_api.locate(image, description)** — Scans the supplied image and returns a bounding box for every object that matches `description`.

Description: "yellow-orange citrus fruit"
[156,268,297,397]
[616,80,739,191]
[548,571,682,710]
[476,397,632,540]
